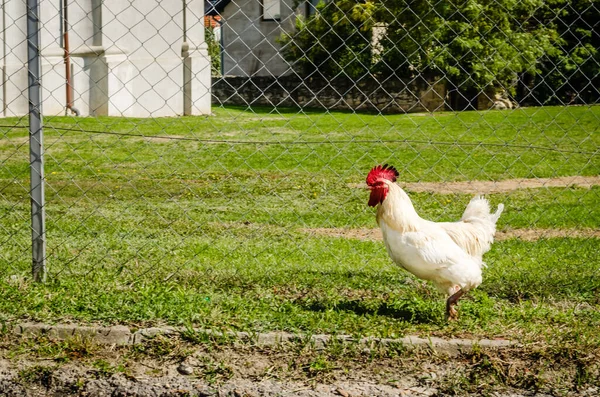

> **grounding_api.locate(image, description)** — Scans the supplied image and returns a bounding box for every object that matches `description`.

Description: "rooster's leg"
[446,289,465,321]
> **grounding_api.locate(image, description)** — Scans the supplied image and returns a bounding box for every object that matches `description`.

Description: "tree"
[375,0,560,95]
[279,1,376,80]
[281,0,583,101]
[523,0,600,104]
[206,26,222,76]
[281,0,598,105]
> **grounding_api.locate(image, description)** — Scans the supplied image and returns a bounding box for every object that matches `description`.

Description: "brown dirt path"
[304,227,600,241]
[349,175,600,194]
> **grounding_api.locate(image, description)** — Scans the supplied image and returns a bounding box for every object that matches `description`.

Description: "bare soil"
[349,175,600,194]
[303,227,600,242]
[1,335,598,397]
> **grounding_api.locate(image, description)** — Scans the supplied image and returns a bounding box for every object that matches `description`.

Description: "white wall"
[221,0,297,77]
[2,0,31,116]
[0,0,211,118]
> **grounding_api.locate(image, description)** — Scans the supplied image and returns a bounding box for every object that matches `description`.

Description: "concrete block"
[14,322,132,346]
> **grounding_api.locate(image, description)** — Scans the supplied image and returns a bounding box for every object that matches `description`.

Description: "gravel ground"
[1,349,599,397]
[2,360,591,397]
[1,324,598,397]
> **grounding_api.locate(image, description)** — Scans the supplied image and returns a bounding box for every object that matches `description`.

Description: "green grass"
[0,105,599,346]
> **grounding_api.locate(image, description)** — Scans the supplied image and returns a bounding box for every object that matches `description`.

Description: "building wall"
[1,0,65,117]
[220,0,297,77]
[1,0,212,118]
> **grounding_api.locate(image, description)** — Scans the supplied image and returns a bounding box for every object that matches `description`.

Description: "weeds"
[128,335,192,362]
[18,365,54,387]
[197,356,234,385]
[8,336,99,363]
[3,329,599,394]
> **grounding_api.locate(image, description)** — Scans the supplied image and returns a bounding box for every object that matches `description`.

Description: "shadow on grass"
[215,104,371,116]
[299,298,440,324]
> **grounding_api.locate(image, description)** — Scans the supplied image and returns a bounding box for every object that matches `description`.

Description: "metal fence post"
[27,0,46,282]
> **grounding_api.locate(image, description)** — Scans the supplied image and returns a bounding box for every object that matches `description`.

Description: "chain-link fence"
[0,0,598,332]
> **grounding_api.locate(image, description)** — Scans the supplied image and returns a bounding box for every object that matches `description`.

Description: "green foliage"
[281,0,598,100]
[376,0,561,92]
[92,359,127,376]
[280,1,376,79]
[205,27,222,76]
[524,0,600,104]
[402,0,556,90]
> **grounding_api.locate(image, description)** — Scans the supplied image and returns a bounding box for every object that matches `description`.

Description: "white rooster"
[366,164,504,320]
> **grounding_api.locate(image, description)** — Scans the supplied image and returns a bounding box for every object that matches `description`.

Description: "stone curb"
[11,322,514,356]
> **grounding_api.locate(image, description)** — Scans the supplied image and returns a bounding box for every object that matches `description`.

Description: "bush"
[280,0,376,80]
[281,0,599,104]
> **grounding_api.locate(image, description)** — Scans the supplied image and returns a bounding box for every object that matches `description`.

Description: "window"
[262,0,280,20]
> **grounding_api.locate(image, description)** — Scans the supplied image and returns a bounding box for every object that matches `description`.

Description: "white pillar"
[40,0,66,115]
[184,0,212,115]
[2,0,29,116]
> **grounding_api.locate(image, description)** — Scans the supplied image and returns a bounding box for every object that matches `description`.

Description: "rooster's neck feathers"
[376,182,421,233]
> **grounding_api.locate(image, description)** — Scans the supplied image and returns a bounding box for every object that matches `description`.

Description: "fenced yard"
[2,105,598,343]
[1,0,600,393]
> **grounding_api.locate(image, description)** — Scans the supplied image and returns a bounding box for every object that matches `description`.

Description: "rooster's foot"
[446,303,459,321]
[445,289,465,321]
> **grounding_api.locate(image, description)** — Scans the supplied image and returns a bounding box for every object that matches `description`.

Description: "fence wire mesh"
[0,0,599,332]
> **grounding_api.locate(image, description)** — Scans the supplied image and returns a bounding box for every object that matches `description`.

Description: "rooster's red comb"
[366,164,399,186]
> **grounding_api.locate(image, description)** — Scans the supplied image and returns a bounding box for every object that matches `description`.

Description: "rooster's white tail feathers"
[492,203,505,223]
[461,195,503,223]
[439,195,504,259]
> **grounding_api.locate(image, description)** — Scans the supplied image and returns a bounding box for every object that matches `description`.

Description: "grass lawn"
[0,105,599,347]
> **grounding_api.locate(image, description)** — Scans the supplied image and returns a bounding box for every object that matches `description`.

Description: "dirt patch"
[1,334,598,397]
[143,135,192,143]
[349,175,600,194]
[303,227,600,242]
[495,228,600,240]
